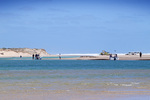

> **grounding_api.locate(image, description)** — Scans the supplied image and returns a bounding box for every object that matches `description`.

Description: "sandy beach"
[1,48,150,60]
[59,54,150,60]
[0,49,150,99]
[1,54,150,60]
[0,48,50,57]
[1,0,150,99]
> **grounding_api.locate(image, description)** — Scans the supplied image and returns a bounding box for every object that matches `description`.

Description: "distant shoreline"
[0,54,150,60]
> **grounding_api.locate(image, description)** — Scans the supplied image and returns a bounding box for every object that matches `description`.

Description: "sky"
[0,0,150,54]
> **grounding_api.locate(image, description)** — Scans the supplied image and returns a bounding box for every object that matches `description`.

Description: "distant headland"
[0,48,50,57]
[0,48,150,60]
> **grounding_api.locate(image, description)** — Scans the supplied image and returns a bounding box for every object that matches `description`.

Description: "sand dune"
[0,48,50,57]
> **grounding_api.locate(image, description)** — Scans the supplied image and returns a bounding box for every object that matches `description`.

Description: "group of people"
[109,52,142,61]
[32,54,41,60]
[109,54,118,60]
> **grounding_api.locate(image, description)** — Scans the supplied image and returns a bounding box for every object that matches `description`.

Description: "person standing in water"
[59,53,61,60]
[32,54,34,60]
[140,52,142,58]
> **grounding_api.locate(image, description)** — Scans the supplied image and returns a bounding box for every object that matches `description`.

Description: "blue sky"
[0,0,150,54]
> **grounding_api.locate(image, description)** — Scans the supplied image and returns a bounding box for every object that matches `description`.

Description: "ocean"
[0,60,150,100]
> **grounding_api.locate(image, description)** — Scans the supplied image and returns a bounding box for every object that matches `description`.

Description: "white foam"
[59,53,100,56]
[121,84,132,87]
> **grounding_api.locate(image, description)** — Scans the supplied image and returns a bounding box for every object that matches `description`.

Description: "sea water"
[0,60,150,99]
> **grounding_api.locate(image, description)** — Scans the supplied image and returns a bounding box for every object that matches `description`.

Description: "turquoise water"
[0,56,79,60]
[0,60,150,99]
[0,60,150,70]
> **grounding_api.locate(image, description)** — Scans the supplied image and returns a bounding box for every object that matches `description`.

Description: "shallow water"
[0,60,150,99]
